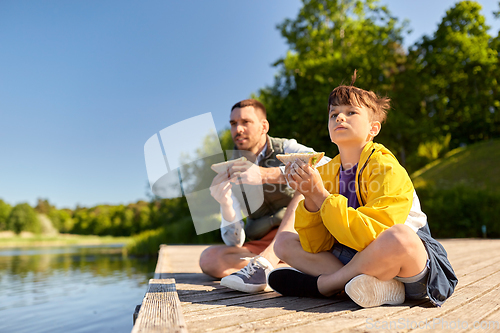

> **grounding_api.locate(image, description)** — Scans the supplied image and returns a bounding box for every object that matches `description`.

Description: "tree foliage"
[8,203,40,235]
[258,0,408,159]
[402,0,500,168]
[3,1,500,242]
[257,0,500,173]
[0,199,12,231]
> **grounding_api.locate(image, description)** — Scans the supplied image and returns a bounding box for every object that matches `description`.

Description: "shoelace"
[238,255,269,279]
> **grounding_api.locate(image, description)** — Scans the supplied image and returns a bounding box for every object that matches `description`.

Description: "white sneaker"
[220,255,273,293]
[345,274,405,308]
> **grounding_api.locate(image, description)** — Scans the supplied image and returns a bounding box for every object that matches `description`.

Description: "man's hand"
[210,172,233,207]
[210,172,238,222]
[228,160,263,185]
[285,159,329,211]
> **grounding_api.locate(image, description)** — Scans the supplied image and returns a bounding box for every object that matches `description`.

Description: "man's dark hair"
[231,99,267,119]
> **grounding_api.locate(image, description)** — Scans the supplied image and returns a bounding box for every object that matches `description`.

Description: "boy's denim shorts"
[332,242,429,300]
[331,242,358,265]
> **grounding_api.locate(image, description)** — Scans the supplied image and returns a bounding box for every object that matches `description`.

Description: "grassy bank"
[410,139,500,238]
[0,231,130,248]
[412,139,500,190]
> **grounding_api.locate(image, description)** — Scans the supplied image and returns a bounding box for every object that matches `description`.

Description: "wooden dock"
[133,239,500,332]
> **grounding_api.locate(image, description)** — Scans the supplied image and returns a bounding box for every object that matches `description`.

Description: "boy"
[268,76,457,307]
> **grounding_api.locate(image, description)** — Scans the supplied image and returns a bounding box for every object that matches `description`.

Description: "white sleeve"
[220,193,244,227]
[220,193,245,247]
[404,190,428,233]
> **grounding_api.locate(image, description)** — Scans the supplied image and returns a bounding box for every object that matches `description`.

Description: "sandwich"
[211,156,247,173]
[276,152,324,168]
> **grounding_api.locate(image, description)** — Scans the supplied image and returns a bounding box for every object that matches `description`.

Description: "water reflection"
[0,245,157,333]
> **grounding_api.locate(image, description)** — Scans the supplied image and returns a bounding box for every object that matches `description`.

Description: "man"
[199,99,329,293]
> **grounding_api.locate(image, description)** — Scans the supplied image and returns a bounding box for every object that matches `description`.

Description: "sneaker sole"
[345,274,405,308]
[220,275,267,293]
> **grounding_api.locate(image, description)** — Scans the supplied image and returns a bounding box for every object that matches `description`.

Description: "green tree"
[51,209,74,233]
[8,203,40,234]
[219,128,233,152]
[34,198,53,215]
[35,198,67,231]
[258,0,408,159]
[0,199,12,231]
[489,2,500,133]
[405,1,499,161]
[71,208,90,235]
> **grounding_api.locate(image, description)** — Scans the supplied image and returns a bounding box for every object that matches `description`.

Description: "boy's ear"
[369,121,381,138]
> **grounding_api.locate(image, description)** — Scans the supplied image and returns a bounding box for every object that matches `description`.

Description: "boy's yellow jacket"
[295,141,414,253]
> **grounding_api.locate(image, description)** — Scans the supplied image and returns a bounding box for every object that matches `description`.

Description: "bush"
[417,185,500,238]
[0,199,12,231]
[49,209,74,233]
[124,215,222,255]
[123,227,167,256]
[8,203,41,234]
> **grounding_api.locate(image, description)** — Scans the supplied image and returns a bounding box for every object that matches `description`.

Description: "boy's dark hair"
[328,70,390,123]
[231,99,267,119]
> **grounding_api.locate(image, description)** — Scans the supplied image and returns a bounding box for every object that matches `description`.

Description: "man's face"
[230,106,265,152]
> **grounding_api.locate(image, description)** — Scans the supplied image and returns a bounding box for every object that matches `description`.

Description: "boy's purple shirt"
[339,164,360,209]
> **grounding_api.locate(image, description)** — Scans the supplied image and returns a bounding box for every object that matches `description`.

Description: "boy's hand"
[285,159,323,194]
[285,159,329,210]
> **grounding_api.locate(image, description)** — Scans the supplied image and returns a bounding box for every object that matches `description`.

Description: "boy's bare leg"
[258,194,303,267]
[317,224,428,296]
[273,192,344,275]
[274,231,344,275]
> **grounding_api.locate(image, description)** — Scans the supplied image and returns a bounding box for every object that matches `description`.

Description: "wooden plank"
[446,287,500,333]
[131,278,188,333]
[321,266,500,333]
[133,305,141,325]
[205,296,371,333]
[206,297,427,333]
[181,292,284,314]
[444,241,500,269]
[451,252,500,277]
[180,288,269,303]
[162,245,208,274]
[182,295,346,332]
[148,240,500,333]
[197,240,500,333]
[482,308,500,331]
[154,244,173,279]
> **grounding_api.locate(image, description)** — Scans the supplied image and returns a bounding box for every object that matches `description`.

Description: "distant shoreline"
[0,231,130,248]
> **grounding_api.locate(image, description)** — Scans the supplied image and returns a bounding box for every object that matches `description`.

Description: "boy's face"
[328,104,381,147]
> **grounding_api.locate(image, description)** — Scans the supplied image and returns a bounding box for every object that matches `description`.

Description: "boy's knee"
[274,231,299,262]
[273,234,286,261]
[383,224,421,255]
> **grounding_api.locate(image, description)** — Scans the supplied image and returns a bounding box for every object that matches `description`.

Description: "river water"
[0,244,157,333]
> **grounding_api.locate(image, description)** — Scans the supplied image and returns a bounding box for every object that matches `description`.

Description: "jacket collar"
[331,141,377,174]
[359,141,377,168]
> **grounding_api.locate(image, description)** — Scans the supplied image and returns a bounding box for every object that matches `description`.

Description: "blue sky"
[1,0,499,209]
